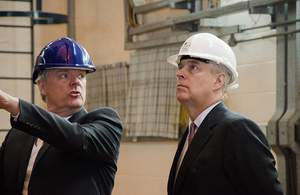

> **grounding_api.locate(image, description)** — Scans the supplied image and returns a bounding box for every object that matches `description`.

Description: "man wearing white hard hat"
[167,33,283,195]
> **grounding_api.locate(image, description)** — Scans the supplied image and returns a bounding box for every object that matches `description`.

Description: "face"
[176,59,219,109]
[38,69,87,116]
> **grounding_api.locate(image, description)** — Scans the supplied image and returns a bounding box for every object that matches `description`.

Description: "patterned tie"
[188,122,196,146]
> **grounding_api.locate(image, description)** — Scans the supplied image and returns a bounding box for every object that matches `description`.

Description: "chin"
[177,92,187,101]
[176,97,187,104]
[177,94,193,105]
[69,100,84,108]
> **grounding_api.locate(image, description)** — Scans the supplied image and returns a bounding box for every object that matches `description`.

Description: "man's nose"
[70,76,81,86]
[176,68,186,79]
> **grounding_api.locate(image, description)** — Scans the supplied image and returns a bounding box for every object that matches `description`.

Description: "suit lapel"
[172,102,227,194]
[33,142,50,169]
[32,107,87,168]
[173,125,213,193]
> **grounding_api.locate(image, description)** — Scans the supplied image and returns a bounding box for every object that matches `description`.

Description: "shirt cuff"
[11,112,20,121]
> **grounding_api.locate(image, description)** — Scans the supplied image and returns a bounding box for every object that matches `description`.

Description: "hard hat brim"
[167,55,179,66]
[38,64,96,72]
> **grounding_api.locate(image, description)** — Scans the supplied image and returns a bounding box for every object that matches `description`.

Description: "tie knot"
[190,122,195,132]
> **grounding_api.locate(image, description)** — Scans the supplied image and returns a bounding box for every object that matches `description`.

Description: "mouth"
[70,91,81,97]
[177,84,187,88]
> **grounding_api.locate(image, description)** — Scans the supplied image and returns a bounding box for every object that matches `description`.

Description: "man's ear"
[213,73,226,91]
[37,80,47,96]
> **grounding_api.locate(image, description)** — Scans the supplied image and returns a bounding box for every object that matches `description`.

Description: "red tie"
[188,122,196,145]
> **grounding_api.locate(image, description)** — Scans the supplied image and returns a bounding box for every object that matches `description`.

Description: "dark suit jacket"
[168,102,283,195]
[0,99,122,195]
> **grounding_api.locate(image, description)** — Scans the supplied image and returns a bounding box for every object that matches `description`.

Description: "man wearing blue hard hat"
[0,37,122,195]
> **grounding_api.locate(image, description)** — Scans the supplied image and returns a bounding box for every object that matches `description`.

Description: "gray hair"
[35,69,50,103]
[207,61,232,101]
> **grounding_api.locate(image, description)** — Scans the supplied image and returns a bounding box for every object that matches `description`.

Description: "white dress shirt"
[22,138,44,195]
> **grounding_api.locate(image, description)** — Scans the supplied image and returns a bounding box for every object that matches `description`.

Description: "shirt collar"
[189,101,221,130]
[64,115,72,120]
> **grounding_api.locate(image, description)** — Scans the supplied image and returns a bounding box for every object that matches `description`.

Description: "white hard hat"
[167,33,238,90]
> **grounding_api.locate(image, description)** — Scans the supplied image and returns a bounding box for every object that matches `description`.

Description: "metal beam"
[133,0,186,14]
[267,3,288,193]
[0,11,68,24]
[0,51,32,54]
[67,0,76,39]
[0,77,31,80]
[0,0,31,1]
[266,1,300,194]
[128,0,297,36]
[129,1,248,35]
[125,25,240,50]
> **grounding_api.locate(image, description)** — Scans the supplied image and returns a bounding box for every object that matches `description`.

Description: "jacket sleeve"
[223,117,283,195]
[10,99,123,163]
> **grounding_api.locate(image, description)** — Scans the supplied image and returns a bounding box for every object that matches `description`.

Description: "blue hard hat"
[33,37,96,84]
